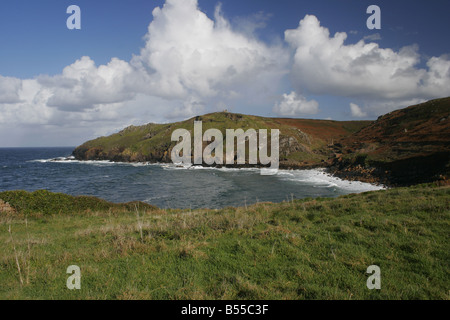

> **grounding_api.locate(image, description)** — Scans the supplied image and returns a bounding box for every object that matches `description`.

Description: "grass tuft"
[0,184,448,299]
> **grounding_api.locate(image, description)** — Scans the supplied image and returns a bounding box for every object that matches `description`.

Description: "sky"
[0,0,449,147]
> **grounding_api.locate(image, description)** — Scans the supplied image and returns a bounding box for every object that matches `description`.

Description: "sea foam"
[30,157,385,192]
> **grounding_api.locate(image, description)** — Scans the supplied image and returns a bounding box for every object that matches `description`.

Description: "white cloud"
[0,4,449,146]
[422,56,450,97]
[363,33,382,42]
[133,0,287,101]
[232,11,272,37]
[349,103,367,118]
[0,76,22,104]
[0,0,290,146]
[361,98,426,117]
[37,56,136,111]
[285,15,450,101]
[165,96,206,120]
[1,0,288,119]
[273,91,319,116]
[0,79,54,125]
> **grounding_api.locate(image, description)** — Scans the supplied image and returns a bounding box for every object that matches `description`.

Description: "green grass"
[74,111,370,164]
[0,190,156,216]
[1,184,449,300]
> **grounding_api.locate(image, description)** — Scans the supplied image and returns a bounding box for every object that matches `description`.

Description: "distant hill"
[73,97,450,186]
[73,112,369,169]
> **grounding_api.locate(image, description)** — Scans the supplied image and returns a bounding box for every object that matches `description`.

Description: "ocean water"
[0,147,384,209]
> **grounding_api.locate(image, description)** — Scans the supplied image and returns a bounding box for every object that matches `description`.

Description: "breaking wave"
[30,157,384,192]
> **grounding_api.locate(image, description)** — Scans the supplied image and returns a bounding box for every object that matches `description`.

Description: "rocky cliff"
[328,97,450,186]
[73,97,450,186]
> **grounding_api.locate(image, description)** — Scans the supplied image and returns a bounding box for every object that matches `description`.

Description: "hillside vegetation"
[73,112,369,169]
[73,97,450,186]
[329,97,450,186]
[1,184,449,299]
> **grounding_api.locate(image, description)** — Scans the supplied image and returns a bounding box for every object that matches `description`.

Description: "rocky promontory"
[73,98,450,187]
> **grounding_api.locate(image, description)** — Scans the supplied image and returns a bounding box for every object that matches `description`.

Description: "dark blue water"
[0,148,383,209]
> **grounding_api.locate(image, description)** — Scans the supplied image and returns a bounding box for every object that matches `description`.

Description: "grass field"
[1,184,449,300]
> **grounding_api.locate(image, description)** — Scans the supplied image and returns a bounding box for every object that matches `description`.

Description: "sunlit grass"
[1,184,448,299]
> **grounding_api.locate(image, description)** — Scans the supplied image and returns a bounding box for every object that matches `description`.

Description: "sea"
[0,147,384,209]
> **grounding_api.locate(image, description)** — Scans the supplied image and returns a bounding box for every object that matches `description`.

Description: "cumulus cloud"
[273,91,319,116]
[232,11,273,37]
[0,0,291,145]
[349,103,367,118]
[0,76,22,104]
[360,98,426,117]
[1,3,450,146]
[285,15,450,101]
[36,57,137,111]
[133,0,287,101]
[1,0,287,118]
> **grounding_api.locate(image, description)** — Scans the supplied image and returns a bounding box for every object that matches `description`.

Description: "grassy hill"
[1,184,449,299]
[3,98,448,300]
[73,112,369,169]
[329,97,450,186]
[73,97,450,186]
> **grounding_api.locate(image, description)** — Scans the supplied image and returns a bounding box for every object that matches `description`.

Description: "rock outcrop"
[329,97,450,186]
[72,98,450,186]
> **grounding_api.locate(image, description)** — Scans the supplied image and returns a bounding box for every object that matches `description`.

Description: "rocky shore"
[327,152,450,187]
[72,98,450,188]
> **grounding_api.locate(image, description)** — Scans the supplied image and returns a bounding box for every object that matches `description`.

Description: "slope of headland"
[73,97,450,186]
[73,112,369,169]
[328,97,450,186]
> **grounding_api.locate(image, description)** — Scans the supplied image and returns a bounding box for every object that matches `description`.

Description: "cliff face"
[73,97,450,186]
[328,97,450,186]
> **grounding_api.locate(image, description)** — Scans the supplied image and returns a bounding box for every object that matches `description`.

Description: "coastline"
[47,155,387,189]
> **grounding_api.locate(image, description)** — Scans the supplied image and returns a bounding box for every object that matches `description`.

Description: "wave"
[164,164,384,191]
[276,168,384,191]
[31,157,385,192]
[29,157,159,167]
[161,162,261,173]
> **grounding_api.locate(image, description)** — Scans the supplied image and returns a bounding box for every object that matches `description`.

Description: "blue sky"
[0,0,449,146]
[2,0,449,77]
